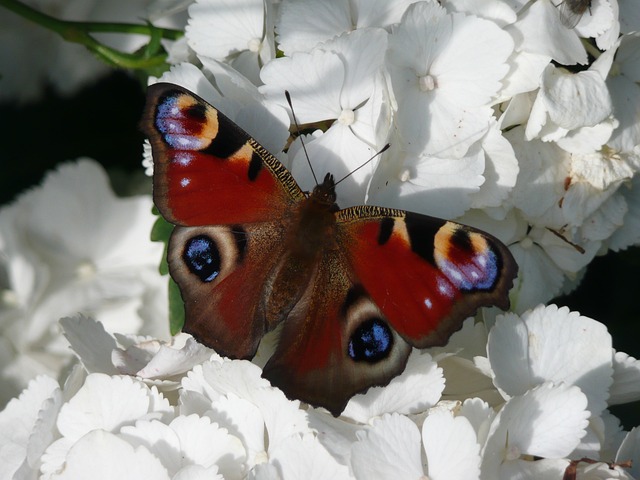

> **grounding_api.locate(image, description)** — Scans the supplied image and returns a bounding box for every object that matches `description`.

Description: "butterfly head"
[310,173,338,210]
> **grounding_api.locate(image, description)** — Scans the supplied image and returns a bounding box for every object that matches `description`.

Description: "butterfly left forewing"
[142,83,304,226]
[336,206,518,347]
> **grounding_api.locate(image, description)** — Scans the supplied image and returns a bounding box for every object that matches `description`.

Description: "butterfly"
[142,83,518,416]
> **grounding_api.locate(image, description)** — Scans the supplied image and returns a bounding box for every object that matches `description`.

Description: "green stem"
[582,38,602,60]
[0,0,183,70]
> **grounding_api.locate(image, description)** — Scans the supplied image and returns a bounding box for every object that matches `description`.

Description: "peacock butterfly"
[142,83,518,416]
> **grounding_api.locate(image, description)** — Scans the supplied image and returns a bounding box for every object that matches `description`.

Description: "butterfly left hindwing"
[143,83,518,416]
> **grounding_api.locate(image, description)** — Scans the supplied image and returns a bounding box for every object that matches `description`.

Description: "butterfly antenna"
[334,143,390,186]
[285,91,318,186]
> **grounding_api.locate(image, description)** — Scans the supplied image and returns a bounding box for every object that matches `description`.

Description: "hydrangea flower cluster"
[2,0,640,478]
[3,306,640,479]
[149,0,640,314]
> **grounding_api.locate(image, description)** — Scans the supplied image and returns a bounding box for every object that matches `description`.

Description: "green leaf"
[169,278,185,335]
[150,213,173,275]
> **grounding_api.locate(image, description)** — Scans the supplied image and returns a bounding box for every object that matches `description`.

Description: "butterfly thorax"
[262,173,340,327]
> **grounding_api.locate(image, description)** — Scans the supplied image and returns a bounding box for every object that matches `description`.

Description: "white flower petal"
[580,191,627,242]
[488,305,613,415]
[56,374,161,442]
[509,0,587,65]
[353,0,421,29]
[121,415,245,478]
[506,127,570,220]
[609,351,640,405]
[529,226,601,273]
[271,433,352,480]
[509,239,565,313]
[616,427,640,478]
[168,413,243,474]
[535,64,612,132]
[289,125,375,206]
[608,74,640,152]
[440,355,501,406]
[609,173,640,251]
[500,51,551,100]
[318,28,387,109]
[482,383,589,477]
[470,124,519,209]
[131,336,214,379]
[342,351,444,423]
[422,410,480,480]
[307,408,361,466]
[49,430,169,480]
[60,315,119,375]
[368,144,485,219]
[556,117,618,154]
[186,359,310,451]
[187,0,265,60]
[442,0,517,25]
[599,410,627,462]
[173,464,223,480]
[276,0,352,55]
[499,457,570,480]
[351,414,423,479]
[388,2,512,157]
[0,375,60,477]
[208,395,266,468]
[459,398,496,446]
[260,50,344,122]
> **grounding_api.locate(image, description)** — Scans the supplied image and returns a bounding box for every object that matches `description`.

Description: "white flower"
[430,318,504,407]
[6,0,640,476]
[609,172,640,251]
[38,373,173,479]
[481,382,590,479]
[507,0,613,66]
[180,358,313,473]
[276,0,417,55]
[186,0,275,85]
[261,28,390,205]
[607,33,640,152]
[60,315,215,394]
[617,427,640,479]
[367,139,487,218]
[488,305,614,416]
[350,411,481,480]
[44,430,175,480]
[387,1,513,159]
[525,63,613,142]
[119,415,246,478]
[341,350,444,423]
[609,351,640,406]
[0,375,61,478]
[0,159,168,405]
[269,433,352,480]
